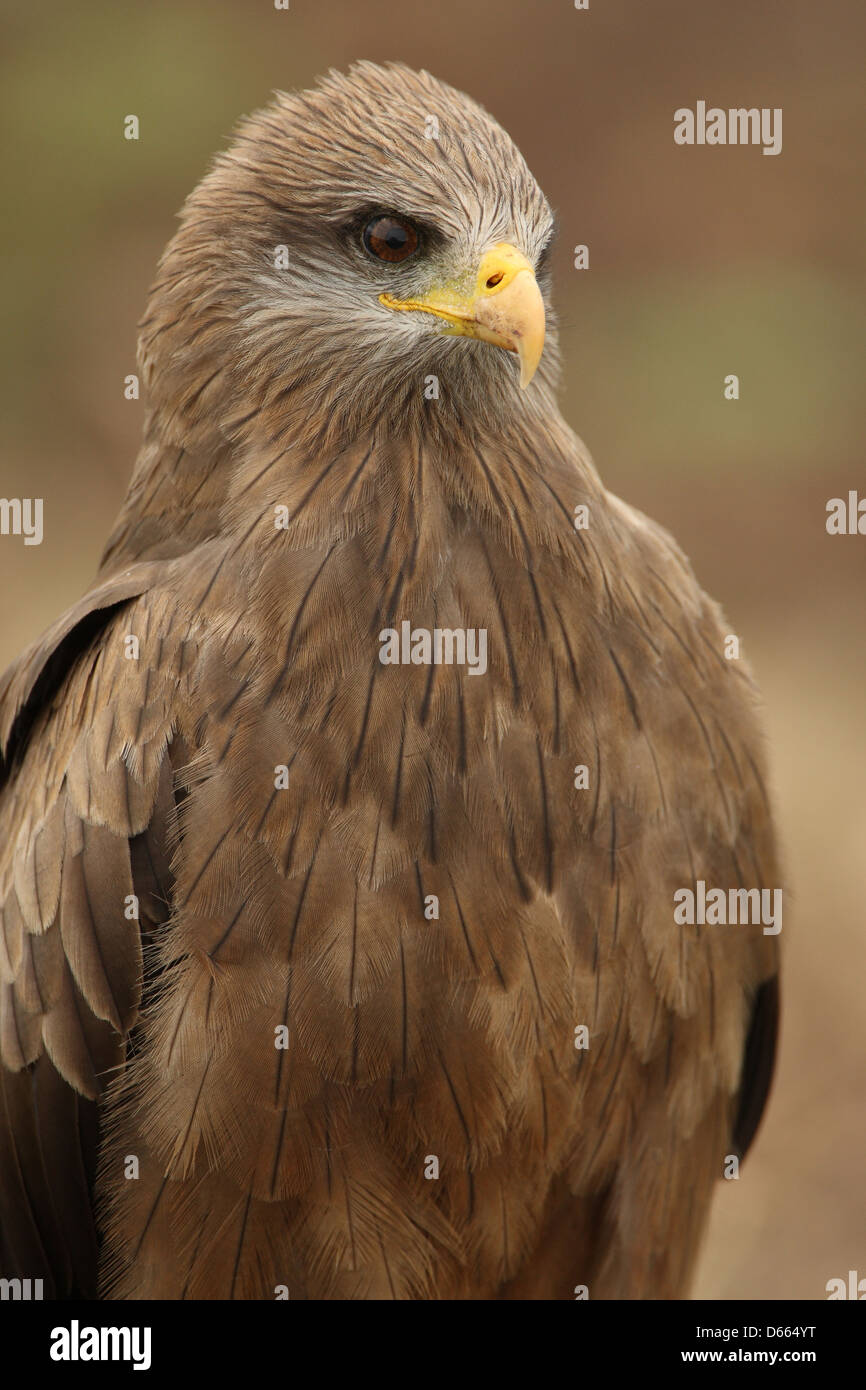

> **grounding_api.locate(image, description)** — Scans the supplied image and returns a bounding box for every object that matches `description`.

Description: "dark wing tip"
[733,973,780,1160]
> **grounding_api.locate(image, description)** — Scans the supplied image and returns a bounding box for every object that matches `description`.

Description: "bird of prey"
[0,62,779,1300]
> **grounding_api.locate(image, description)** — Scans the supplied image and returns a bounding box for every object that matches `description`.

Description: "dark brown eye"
[362,215,420,263]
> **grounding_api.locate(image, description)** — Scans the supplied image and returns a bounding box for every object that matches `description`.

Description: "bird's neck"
[100,386,606,591]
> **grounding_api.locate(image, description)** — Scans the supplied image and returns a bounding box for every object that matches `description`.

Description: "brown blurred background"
[0,0,863,1299]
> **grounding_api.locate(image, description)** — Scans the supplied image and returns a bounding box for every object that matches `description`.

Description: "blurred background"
[0,0,863,1299]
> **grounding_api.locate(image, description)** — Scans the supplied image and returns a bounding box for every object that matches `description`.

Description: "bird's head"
[140,61,559,456]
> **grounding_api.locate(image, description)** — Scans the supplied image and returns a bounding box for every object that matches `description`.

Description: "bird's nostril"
[486,271,504,289]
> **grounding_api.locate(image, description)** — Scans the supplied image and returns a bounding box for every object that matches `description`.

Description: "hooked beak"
[379,242,546,389]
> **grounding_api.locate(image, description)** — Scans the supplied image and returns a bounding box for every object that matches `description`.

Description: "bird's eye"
[362,215,420,263]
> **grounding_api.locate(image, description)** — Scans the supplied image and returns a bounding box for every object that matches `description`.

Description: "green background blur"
[1,0,864,1299]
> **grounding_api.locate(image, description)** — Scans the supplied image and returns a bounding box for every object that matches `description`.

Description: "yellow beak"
[379,242,545,389]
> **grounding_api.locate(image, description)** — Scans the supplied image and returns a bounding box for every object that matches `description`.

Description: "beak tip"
[516,340,544,390]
